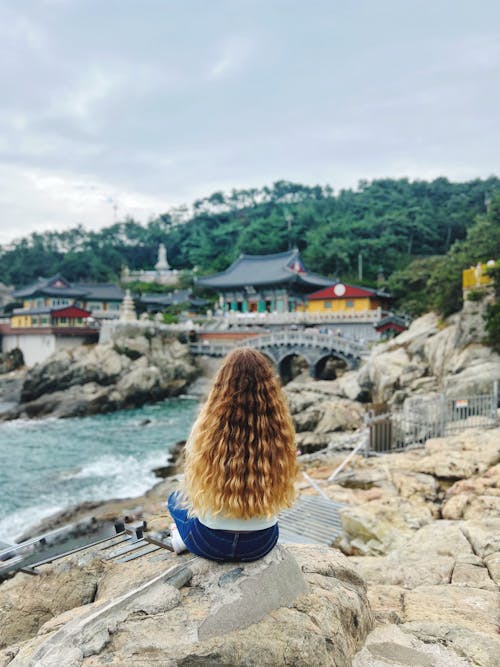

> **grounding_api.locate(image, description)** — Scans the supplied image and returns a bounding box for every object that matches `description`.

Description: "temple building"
[302,282,391,314]
[0,276,123,366]
[197,249,333,313]
[141,289,208,315]
[11,275,124,325]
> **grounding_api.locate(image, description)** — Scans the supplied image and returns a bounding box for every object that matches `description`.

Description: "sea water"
[0,398,198,542]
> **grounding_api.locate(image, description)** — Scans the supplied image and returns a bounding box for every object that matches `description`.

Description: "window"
[323,300,332,309]
[346,301,354,308]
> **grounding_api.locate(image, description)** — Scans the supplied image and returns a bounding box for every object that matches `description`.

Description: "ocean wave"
[0,504,64,544]
[61,450,168,480]
[0,416,61,430]
[0,453,166,543]
[0,399,194,543]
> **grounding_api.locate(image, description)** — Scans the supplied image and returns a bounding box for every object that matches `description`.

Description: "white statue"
[155,243,170,271]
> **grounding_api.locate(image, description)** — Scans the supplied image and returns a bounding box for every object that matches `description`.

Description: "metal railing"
[223,308,383,325]
[367,382,498,454]
[190,330,366,358]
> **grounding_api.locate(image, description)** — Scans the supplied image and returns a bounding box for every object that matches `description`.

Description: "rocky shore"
[0,303,499,665]
[1,324,198,420]
[1,423,498,666]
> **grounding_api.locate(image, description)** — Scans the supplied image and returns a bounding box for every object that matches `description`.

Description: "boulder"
[403,584,499,635]
[460,518,500,561]
[6,545,373,667]
[414,430,499,480]
[314,399,365,433]
[330,370,366,402]
[353,623,470,667]
[442,463,500,520]
[0,560,105,650]
[349,554,455,588]
[285,381,366,451]
[340,496,433,556]
[8,328,198,420]
[401,621,500,667]
[358,346,415,404]
[354,303,500,404]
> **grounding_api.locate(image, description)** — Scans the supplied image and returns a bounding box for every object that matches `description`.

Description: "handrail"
[327,439,367,482]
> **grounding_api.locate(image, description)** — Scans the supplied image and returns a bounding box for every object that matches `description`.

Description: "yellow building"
[11,275,123,327]
[462,261,496,294]
[303,283,388,313]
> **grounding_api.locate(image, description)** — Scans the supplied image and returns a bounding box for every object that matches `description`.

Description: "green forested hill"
[1,177,499,315]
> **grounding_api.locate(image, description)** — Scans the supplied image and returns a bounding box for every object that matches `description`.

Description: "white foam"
[0,504,64,543]
[0,450,169,542]
[0,416,60,431]
[63,450,166,480]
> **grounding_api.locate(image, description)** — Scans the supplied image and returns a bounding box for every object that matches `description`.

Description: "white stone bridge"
[189,330,366,380]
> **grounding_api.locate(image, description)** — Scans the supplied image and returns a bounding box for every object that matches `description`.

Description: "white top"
[198,512,278,531]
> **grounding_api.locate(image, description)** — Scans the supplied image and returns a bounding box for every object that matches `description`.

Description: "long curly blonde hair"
[182,347,298,519]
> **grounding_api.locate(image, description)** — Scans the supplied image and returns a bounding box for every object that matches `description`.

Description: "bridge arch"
[313,353,350,380]
[277,351,313,384]
[190,330,365,380]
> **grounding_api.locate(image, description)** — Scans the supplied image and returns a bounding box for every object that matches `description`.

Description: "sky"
[0,0,499,245]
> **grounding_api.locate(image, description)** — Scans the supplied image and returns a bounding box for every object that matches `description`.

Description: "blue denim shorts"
[167,492,278,562]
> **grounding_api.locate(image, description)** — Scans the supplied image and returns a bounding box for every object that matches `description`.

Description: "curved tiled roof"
[13,276,123,300]
[197,250,332,289]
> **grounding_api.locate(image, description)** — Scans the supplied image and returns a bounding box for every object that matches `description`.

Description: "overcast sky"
[0,0,499,245]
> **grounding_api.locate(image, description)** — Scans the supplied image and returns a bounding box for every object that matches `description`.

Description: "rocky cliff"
[276,300,500,456]
[352,299,500,405]
[0,422,498,666]
[3,325,198,420]
[0,544,373,666]
[302,426,500,667]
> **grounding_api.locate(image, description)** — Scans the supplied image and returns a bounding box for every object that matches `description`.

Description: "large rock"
[461,518,500,584]
[340,496,433,556]
[356,302,500,404]
[401,621,500,667]
[285,380,366,453]
[6,327,198,419]
[348,521,497,591]
[403,584,498,635]
[353,623,471,667]
[5,545,373,667]
[314,399,365,433]
[0,560,105,650]
[414,429,500,480]
[442,463,500,519]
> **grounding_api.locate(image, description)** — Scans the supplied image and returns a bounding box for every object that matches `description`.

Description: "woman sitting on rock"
[168,347,298,561]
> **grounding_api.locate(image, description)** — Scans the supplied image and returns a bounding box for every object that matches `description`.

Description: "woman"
[168,347,298,562]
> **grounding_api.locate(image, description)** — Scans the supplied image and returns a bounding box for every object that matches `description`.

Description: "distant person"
[168,348,298,561]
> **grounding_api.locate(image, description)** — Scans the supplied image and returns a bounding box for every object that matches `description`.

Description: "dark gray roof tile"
[197,250,332,289]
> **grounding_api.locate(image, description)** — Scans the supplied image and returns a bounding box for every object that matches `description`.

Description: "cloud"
[0,0,499,247]
[206,36,253,81]
[0,164,170,244]
[0,9,47,53]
